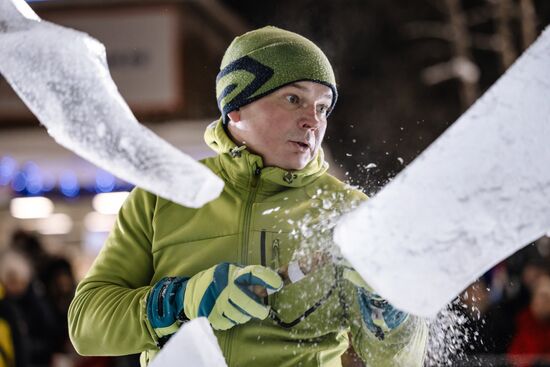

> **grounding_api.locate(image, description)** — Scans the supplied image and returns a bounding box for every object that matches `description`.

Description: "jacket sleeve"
[343,278,429,367]
[68,188,159,356]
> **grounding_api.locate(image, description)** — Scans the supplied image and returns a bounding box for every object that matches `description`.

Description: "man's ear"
[227,110,241,123]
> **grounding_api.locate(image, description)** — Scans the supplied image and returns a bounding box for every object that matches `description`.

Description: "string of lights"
[0,155,133,198]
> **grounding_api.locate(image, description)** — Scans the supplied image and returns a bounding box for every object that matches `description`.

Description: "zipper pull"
[267,238,281,296]
[251,165,261,187]
[272,239,280,269]
[229,145,246,158]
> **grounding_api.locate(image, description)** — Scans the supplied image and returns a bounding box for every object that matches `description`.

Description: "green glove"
[147,262,283,339]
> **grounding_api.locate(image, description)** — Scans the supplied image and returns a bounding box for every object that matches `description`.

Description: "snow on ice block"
[149,318,227,367]
[334,26,550,318]
[0,0,223,208]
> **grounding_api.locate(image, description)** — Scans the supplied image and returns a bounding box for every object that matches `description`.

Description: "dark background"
[222,0,550,194]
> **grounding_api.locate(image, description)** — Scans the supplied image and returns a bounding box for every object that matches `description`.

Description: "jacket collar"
[204,119,329,192]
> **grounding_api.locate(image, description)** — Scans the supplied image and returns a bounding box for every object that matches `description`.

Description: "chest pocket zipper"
[260,230,268,306]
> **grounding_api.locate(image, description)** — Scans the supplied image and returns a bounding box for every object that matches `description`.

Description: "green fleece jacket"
[68,120,428,366]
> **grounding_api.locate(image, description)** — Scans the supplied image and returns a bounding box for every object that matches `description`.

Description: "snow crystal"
[335,26,550,317]
[424,300,470,367]
[0,0,223,208]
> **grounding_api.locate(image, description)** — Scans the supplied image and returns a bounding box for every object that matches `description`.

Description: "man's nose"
[299,105,321,129]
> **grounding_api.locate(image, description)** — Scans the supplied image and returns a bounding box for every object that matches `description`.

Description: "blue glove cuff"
[357,288,408,340]
[147,276,189,333]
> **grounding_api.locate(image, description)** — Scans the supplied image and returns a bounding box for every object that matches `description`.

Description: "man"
[68,26,428,367]
[0,283,18,367]
[0,251,30,367]
[508,272,550,366]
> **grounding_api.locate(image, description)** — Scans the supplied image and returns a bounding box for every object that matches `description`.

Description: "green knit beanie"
[216,26,337,124]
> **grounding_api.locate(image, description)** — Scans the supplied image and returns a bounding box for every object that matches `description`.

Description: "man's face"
[531,275,550,322]
[227,81,333,171]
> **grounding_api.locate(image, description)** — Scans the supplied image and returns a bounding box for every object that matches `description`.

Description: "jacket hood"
[204,119,329,190]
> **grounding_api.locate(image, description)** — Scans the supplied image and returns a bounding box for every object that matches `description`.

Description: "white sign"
[0,4,183,120]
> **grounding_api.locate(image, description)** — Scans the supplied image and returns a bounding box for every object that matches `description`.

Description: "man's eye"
[317,105,329,115]
[286,95,300,105]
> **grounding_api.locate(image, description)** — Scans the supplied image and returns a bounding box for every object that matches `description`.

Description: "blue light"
[23,161,43,195]
[11,171,27,192]
[42,172,56,192]
[0,156,17,186]
[95,170,115,193]
[60,171,80,197]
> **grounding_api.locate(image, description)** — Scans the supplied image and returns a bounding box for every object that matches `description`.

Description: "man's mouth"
[290,140,311,152]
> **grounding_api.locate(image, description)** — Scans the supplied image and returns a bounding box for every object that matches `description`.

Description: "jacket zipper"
[226,165,262,364]
[241,166,261,265]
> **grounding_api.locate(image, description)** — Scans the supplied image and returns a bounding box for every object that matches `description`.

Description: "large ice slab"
[0,0,223,208]
[149,318,227,367]
[335,26,550,318]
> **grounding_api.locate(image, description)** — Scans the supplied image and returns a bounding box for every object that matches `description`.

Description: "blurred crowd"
[0,230,549,367]
[458,236,550,367]
[0,230,138,367]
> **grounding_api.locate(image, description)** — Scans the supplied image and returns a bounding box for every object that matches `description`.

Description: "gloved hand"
[343,267,408,341]
[147,263,283,339]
